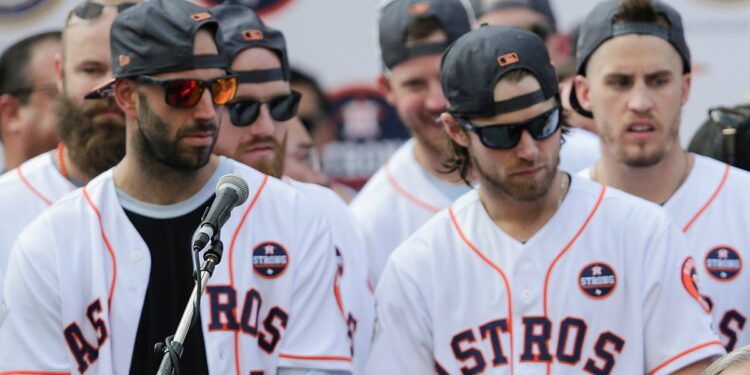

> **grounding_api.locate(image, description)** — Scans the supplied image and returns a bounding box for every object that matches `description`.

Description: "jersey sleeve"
[277,200,353,373]
[365,249,434,374]
[642,220,725,374]
[0,224,70,373]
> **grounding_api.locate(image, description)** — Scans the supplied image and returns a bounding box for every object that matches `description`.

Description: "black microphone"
[192,174,250,251]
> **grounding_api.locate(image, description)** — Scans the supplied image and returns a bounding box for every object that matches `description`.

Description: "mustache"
[178,122,218,136]
[80,97,122,117]
[241,135,282,150]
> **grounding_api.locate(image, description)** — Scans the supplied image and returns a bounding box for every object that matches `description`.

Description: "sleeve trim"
[279,353,352,363]
[648,340,724,375]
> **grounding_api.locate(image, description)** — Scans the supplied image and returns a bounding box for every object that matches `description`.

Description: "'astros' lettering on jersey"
[367,176,723,375]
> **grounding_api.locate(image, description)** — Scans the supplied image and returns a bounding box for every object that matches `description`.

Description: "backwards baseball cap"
[441,24,558,118]
[474,0,557,32]
[212,4,290,83]
[570,0,691,118]
[85,0,229,99]
[378,0,474,71]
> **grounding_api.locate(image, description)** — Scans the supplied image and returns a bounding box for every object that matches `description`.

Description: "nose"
[627,82,654,114]
[248,104,276,137]
[425,81,447,112]
[515,130,540,162]
[193,88,218,122]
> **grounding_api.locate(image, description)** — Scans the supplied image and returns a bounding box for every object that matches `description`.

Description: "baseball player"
[366,25,723,374]
[0,1,352,373]
[350,0,475,285]
[572,0,750,352]
[211,6,373,372]
[0,0,131,315]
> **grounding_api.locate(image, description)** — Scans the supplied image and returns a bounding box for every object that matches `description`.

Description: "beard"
[134,92,217,172]
[57,94,126,178]
[241,134,286,178]
[603,114,681,168]
[472,141,561,203]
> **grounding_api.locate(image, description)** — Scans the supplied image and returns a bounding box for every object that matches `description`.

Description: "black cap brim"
[84,77,117,100]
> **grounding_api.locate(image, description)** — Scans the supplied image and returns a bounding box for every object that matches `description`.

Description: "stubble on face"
[134,92,217,172]
[57,94,126,177]
[470,136,560,202]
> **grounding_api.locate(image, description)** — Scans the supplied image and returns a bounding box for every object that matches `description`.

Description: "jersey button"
[131,252,142,261]
[522,289,532,302]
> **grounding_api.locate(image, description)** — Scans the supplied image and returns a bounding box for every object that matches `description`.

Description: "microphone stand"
[156,239,224,375]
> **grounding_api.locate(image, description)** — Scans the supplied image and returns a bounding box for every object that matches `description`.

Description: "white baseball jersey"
[0,158,352,374]
[350,139,471,285]
[559,127,600,174]
[286,178,374,374]
[581,154,750,352]
[367,176,723,374]
[0,151,75,315]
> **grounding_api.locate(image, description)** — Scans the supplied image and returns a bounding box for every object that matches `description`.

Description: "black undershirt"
[125,195,214,375]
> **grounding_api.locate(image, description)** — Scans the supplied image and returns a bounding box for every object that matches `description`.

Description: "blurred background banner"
[2,0,749,185]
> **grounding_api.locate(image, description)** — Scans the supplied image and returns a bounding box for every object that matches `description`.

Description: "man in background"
[0,31,62,172]
[351,0,475,285]
[0,0,130,312]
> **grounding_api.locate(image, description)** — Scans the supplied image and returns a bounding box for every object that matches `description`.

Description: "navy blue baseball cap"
[473,0,557,32]
[441,24,558,118]
[378,0,474,71]
[212,4,290,83]
[85,0,229,99]
[569,0,691,118]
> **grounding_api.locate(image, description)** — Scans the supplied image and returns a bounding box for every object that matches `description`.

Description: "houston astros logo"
[335,247,344,277]
[252,241,289,279]
[578,262,617,299]
[682,257,712,313]
[705,245,742,281]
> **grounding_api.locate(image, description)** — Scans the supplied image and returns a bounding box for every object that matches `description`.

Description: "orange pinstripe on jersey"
[542,184,606,374]
[647,340,724,375]
[385,161,441,214]
[16,165,53,206]
[83,186,117,310]
[227,174,268,375]
[450,206,515,375]
[682,164,730,233]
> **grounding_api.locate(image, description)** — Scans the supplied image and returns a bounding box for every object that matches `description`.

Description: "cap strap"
[492,89,547,115]
[612,22,669,39]
[406,42,449,59]
[190,54,228,69]
[236,69,286,83]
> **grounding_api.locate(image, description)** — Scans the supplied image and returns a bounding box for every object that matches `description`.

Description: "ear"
[681,73,692,106]
[54,52,64,93]
[0,94,22,136]
[376,73,396,106]
[573,75,593,112]
[441,111,469,148]
[113,79,138,118]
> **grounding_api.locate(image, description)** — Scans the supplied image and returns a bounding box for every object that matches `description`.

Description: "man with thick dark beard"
[0,0,352,373]
[0,0,131,314]
[573,0,750,351]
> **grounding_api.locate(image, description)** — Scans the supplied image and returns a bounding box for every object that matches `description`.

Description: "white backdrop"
[2,0,750,171]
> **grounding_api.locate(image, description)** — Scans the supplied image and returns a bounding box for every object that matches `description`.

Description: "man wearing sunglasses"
[367,25,722,374]
[351,0,475,286]
[213,6,372,373]
[0,0,351,374]
[0,1,132,320]
[573,0,750,352]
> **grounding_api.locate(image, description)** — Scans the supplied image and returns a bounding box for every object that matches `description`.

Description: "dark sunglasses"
[73,1,136,19]
[459,107,561,150]
[227,90,301,127]
[134,75,238,108]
